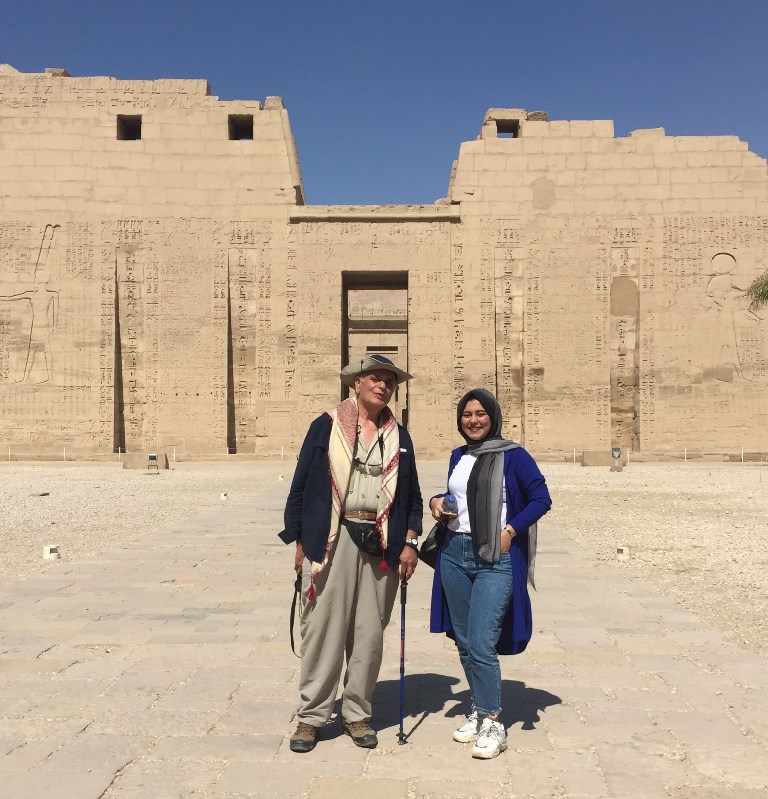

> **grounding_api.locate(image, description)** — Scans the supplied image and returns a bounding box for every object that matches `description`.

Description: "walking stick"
[397,578,408,744]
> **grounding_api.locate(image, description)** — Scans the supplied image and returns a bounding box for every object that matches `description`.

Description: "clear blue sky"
[3,0,767,205]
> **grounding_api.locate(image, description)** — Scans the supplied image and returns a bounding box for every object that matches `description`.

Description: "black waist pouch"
[343,519,383,557]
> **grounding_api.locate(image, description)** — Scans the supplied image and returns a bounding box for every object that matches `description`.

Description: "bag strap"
[290,576,302,657]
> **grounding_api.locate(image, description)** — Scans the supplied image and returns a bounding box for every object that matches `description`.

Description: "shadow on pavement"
[372,672,561,741]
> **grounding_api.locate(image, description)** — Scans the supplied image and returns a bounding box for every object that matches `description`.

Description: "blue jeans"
[440,531,513,716]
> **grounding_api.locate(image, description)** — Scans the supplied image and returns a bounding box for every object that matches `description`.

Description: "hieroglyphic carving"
[230,246,254,450]
[608,220,648,451]
[97,238,115,451]
[0,304,9,382]
[0,225,60,384]
[0,75,212,114]
[227,221,274,450]
[490,218,523,436]
[116,247,145,450]
[451,223,465,402]
[523,216,613,451]
[638,216,768,450]
[256,240,272,400]
[211,242,228,447]
[285,225,298,402]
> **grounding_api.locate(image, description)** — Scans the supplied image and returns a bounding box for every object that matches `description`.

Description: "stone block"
[580,450,629,467]
[629,127,666,138]
[309,777,408,799]
[523,120,550,137]
[122,453,169,470]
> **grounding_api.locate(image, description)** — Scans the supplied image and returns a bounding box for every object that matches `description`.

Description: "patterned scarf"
[311,396,400,577]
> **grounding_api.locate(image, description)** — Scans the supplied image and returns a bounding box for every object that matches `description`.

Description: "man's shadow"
[368,672,561,741]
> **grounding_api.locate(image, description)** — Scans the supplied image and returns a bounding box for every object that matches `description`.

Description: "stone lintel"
[289,205,461,223]
[630,127,666,138]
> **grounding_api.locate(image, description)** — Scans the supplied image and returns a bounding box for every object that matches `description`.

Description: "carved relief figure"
[0,224,60,383]
[705,253,764,382]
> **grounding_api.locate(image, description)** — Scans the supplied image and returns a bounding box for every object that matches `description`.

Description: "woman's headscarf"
[456,388,505,442]
[457,388,519,562]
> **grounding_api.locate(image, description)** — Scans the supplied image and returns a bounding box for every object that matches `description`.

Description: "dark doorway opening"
[342,271,409,428]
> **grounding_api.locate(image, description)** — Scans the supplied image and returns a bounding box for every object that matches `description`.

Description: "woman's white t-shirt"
[446,453,507,534]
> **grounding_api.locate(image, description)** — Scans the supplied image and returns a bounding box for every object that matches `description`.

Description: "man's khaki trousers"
[298,526,398,726]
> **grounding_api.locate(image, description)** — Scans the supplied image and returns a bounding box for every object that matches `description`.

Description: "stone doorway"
[342,271,409,427]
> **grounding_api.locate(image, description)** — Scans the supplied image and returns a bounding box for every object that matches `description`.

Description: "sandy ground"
[1,459,767,656]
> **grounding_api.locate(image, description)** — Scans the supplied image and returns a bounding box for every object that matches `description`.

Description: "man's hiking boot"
[343,719,378,748]
[289,721,318,753]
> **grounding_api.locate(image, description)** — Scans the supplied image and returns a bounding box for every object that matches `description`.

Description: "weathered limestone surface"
[0,461,767,797]
[1,65,767,458]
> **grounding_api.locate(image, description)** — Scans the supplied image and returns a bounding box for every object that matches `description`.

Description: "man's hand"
[399,541,418,582]
[294,542,304,577]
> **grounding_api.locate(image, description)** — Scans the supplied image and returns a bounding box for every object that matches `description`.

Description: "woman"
[429,388,551,759]
[280,354,422,753]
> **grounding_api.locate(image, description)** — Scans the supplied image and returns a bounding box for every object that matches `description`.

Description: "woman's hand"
[500,524,516,554]
[429,497,445,521]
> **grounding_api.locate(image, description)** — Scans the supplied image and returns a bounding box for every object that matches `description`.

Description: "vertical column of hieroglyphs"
[641,216,768,451]
[285,224,298,405]
[98,226,115,451]
[638,233,657,449]
[227,221,273,452]
[451,223,466,403]
[490,218,523,438]
[212,234,228,450]
[229,234,255,453]
[281,222,300,451]
[608,220,648,451]
[523,218,611,452]
[115,221,148,452]
[256,225,273,414]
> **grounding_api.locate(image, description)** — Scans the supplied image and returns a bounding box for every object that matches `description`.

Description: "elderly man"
[281,354,423,753]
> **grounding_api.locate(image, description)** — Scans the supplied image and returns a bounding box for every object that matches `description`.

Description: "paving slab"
[0,461,766,797]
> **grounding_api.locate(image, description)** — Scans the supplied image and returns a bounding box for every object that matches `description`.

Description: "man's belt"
[344,511,377,521]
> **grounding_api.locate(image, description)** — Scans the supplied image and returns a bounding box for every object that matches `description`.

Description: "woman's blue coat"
[429,446,551,655]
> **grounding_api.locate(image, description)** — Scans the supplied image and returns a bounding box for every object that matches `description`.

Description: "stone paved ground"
[1,462,767,798]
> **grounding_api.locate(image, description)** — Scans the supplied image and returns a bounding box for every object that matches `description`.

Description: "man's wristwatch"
[404,537,419,551]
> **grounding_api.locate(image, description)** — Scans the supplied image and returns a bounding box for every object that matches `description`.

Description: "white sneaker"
[471,718,507,759]
[453,711,481,743]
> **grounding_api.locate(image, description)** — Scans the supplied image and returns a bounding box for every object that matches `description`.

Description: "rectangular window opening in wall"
[496,119,519,138]
[116,114,142,140]
[228,114,254,140]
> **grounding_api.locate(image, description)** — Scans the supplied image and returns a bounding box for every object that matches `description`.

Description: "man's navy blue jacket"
[281,414,423,567]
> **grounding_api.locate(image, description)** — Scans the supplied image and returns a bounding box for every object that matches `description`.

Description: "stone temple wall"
[1,67,766,459]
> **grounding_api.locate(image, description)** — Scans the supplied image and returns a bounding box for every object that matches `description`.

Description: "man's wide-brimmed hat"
[340,354,413,387]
